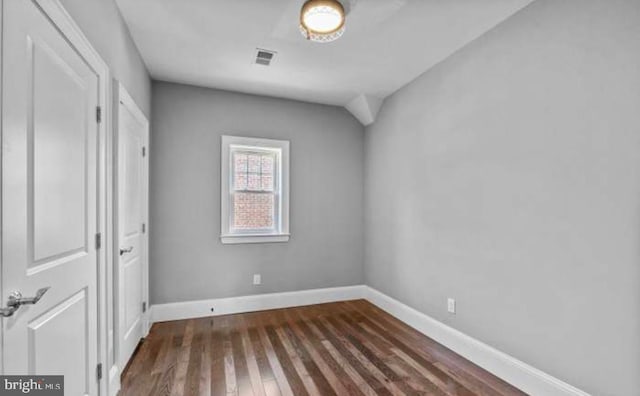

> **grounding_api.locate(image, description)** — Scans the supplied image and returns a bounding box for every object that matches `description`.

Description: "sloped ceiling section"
[346,94,384,126]
[116,0,533,125]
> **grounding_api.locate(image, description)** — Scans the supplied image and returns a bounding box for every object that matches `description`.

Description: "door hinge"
[95,233,102,250]
[96,106,102,124]
[142,223,146,234]
[96,363,103,381]
[142,302,147,313]
[142,146,146,157]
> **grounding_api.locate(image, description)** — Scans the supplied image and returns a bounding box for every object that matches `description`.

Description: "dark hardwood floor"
[119,300,526,396]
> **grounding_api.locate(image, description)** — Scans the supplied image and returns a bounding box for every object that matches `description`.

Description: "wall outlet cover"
[447,298,456,314]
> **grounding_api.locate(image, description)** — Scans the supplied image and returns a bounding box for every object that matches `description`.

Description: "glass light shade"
[300,0,345,43]
[303,6,342,32]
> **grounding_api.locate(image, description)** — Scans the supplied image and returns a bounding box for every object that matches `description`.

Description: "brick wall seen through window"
[232,151,276,230]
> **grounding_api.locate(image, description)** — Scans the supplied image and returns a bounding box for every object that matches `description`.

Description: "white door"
[116,84,149,369]
[1,0,101,395]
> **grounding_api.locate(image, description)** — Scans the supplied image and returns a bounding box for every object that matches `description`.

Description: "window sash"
[231,150,277,193]
[229,147,281,234]
[229,191,279,234]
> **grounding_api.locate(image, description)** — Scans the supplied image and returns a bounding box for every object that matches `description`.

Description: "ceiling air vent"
[255,48,276,66]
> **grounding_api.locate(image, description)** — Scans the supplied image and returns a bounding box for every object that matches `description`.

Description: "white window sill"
[220,234,290,245]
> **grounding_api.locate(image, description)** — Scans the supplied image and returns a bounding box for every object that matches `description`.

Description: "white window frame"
[221,135,290,244]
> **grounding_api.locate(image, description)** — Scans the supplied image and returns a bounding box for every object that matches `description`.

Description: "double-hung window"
[221,136,290,244]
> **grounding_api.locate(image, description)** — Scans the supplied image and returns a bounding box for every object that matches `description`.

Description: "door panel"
[2,1,100,395]
[28,290,88,396]
[123,129,142,236]
[31,35,88,266]
[123,256,141,335]
[117,87,148,368]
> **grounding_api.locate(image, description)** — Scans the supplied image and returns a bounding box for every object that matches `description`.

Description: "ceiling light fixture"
[299,0,346,43]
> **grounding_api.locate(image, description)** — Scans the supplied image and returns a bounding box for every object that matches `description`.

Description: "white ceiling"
[116,0,532,121]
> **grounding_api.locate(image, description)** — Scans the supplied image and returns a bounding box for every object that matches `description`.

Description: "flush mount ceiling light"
[299,0,346,43]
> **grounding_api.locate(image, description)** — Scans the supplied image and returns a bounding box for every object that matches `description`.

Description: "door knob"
[119,246,134,256]
[1,287,50,317]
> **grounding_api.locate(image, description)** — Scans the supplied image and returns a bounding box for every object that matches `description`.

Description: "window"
[221,136,290,244]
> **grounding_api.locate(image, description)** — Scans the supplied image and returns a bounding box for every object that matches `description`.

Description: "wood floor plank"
[275,309,337,396]
[172,320,196,396]
[281,308,348,395]
[295,306,378,396]
[330,306,451,395]
[273,324,324,396]
[311,317,397,396]
[149,321,185,396]
[345,301,523,396]
[223,339,237,395]
[200,319,213,396]
[332,311,447,396]
[247,324,278,386]
[120,300,527,396]
[319,317,406,395]
[254,317,294,396]
[237,315,267,396]
[328,318,414,394]
[344,307,480,396]
[265,323,310,396]
[230,320,253,395]
[320,338,378,396]
[287,307,366,396]
[153,325,176,375]
[211,316,227,396]
[214,315,237,396]
[184,319,205,396]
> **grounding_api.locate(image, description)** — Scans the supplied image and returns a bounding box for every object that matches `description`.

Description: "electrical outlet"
[253,274,261,285]
[447,298,456,314]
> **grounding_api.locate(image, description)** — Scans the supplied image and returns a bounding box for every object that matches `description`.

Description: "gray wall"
[60,0,151,116]
[364,1,640,395]
[150,81,365,304]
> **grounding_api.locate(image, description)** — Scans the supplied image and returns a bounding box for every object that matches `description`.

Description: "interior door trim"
[0,1,112,395]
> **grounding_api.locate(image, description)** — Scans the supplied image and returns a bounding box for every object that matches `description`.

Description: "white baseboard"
[148,284,588,396]
[150,285,366,323]
[364,286,590,396]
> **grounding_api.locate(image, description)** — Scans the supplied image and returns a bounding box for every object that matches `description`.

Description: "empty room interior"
[1,0,639,395]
